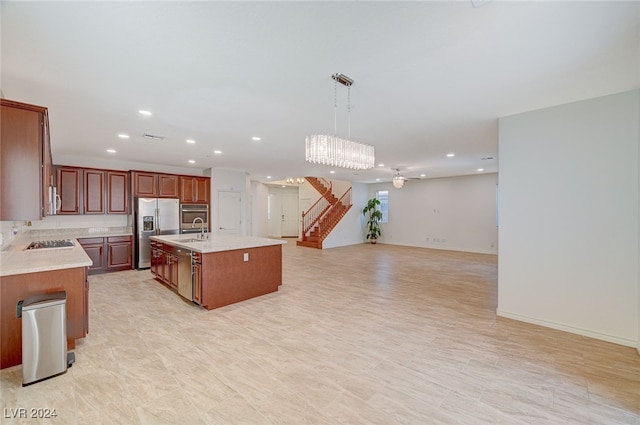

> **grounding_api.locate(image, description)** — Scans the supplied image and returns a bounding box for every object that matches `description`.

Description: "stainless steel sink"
[178,238,205,243]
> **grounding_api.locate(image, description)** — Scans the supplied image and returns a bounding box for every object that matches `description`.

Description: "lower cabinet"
[192,253,202,305]
[79,236,132,275]
[152,242,179,289]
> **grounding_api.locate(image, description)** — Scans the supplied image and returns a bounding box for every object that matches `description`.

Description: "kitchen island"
[0,237,92,369]
[149,234,286,310]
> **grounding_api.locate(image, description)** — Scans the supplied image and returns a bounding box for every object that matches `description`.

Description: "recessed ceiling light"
[106,149,116,153]
[446,153,455,158]
[376,178,381,181]
[330,170,335,174]
[281,185,286,188]
[420,174,426,177]
[378,163,384,167]
[252,136,261,141]
[138,110,152,116]
[213,150,222,155]
[118,134,129,139]
[186,139,196,144]
[266,176,272,179]
[188,160,195,164]
[477,168,484,172]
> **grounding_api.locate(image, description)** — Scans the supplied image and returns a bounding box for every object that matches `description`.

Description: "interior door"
[218,191,241,234]
[268,192,281,238]
[281,192,299,237]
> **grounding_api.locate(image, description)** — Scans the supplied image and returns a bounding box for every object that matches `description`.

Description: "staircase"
[297,177,352,249]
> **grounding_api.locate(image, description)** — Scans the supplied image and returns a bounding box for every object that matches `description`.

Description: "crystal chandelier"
[392,171,405,189]
[305,73,375,170]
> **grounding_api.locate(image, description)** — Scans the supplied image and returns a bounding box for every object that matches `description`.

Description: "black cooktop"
[25,239,75,250]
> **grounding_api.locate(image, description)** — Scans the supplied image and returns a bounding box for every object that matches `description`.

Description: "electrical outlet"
[243,252,249,262]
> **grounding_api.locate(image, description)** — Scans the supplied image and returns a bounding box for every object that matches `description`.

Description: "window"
[376,190,389,223]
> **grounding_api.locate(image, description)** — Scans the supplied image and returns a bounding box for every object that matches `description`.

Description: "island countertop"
[150,234,286,253]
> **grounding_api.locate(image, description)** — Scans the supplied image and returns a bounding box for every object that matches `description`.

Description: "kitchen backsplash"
[1,214,130,249]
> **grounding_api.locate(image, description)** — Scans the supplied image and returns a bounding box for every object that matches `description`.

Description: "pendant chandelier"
[305,73,375,170]
[392,171,405,189]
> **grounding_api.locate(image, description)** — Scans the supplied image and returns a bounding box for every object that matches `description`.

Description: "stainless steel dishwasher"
[177,249,193,301]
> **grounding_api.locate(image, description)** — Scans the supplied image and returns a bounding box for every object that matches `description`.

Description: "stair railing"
[301,196,330,237]
[316,187,352,237]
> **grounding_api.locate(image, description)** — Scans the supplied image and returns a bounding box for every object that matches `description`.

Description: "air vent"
[143,133,165,140]
[481,156,494,160]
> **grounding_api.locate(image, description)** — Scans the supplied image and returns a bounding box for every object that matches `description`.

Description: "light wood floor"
[1,241,639,424]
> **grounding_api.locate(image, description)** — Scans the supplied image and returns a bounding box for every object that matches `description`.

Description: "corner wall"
[368,173,499,254]
[498,90,639,347]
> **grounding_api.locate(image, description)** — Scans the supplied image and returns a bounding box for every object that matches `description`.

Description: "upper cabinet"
[56,166,129,215]
[131,171,179,198]
[180,176,210,204]
[57,167,82,214]
[0,99,52,220]
[107,171,128,214]
[158,174,179,198]
[131,171,158,197]
[83,169,105,214]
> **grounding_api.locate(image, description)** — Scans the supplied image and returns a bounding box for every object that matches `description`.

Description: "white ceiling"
[2,1,638,184]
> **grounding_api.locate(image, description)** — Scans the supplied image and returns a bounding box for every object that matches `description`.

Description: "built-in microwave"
[180,204,209,233]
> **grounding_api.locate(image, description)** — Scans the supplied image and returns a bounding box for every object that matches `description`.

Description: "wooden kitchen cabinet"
[56,166,129,215]
[78,237,105,273]
[107,171,128,213]
[180,176,210,204]
[83,169,105,214]
[107,236,133,271]
[0,99,52,220]
[57,167,82,214]
[192,255,202,305]
[1,267,88,369]
[78,236,132,275]
[131,171,158,197]
[132,171,180,198]
[158,174,179,198]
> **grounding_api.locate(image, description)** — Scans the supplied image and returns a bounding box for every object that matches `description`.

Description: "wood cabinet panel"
[79,236,132,274]
[180,176,210,203]
[107,171,128,214]
[107,240,132,270]
[0,267,87,369]
[0,99,49,220]
[80,241,104,272]
[132,171,158,197]
[57,167,81,214]
[158,174,179,198]
[83,169,105,214]
[192,261,202,304]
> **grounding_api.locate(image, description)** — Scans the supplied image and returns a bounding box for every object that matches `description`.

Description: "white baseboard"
[496,309,638,349]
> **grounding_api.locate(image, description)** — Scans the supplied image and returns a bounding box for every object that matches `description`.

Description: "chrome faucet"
[191,217,207,240]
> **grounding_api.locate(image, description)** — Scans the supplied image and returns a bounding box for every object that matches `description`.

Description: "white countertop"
[0,237,92,277]
[150,234,286,253]
[0,227,131,276]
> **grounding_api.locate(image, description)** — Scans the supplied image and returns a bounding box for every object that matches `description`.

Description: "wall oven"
[180,204,209,234]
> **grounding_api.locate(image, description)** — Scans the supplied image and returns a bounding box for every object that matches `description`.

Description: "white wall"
[498,90,639,347]
[367,173,499,254]
[251,181,269,237]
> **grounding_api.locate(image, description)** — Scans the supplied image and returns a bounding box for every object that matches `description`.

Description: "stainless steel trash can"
[19,291,68,386]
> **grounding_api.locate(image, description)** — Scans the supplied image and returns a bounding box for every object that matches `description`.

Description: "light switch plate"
[243,253,249,262]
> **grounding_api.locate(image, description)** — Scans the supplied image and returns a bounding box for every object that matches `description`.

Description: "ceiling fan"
[391,168,423,189]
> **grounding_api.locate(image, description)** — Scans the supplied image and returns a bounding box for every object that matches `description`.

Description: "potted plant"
[362,198,382,243]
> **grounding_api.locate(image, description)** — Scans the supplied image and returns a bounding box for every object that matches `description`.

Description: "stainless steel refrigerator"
[135,198,179,269]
